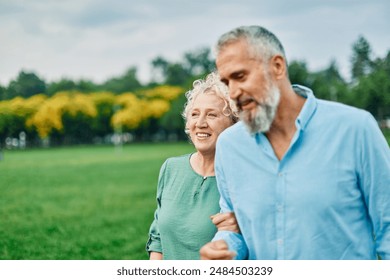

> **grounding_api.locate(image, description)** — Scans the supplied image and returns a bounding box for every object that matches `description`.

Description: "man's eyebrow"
[220,78,228,85]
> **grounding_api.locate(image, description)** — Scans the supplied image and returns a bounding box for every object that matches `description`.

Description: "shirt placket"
[275,168,285,259]
[257,132,288,259]
[274,122,302,259]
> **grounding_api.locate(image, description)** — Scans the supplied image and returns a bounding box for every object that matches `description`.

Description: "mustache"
[236,96,260,109]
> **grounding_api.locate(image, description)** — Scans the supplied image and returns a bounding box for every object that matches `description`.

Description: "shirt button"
[277,205,283,212]
[278,172,283,177]
[277,239,283,246]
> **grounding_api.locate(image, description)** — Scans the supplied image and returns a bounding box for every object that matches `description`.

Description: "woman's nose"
[196,115,208,128]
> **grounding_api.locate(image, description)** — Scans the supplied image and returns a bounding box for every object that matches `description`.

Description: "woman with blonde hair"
[146,72,239,259]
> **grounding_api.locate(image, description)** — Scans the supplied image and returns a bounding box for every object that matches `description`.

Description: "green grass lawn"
[0,143,194,260]
[1,132,388,260]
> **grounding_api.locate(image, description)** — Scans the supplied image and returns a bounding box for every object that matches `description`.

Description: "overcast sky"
[0,0,389,86]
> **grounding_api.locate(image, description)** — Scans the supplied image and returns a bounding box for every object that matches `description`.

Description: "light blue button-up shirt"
[214,85,390,259]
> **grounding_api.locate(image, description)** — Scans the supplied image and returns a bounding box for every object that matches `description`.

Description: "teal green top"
[146,154,221,259]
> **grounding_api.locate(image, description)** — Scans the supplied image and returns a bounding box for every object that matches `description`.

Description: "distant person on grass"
[200,25,390,260]
[146,71,240,259]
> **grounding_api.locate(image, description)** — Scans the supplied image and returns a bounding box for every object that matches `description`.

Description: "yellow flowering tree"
[141,85,183,101]
[0,94,47,139]
[1,84,186,145]
[146,99,170,119]
[61,92,97,144]
[111,93,147,131]
[90,92,116,137]
[26,91,97,142]
[137,85,185,138]
[26,96,64,138]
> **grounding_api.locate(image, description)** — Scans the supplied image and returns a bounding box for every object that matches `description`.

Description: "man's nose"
[228,81,241,101]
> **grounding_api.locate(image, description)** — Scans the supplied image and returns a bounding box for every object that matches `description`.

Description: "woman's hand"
[211,212,240,233]
[149,252,163,260]
[200,240,236,260]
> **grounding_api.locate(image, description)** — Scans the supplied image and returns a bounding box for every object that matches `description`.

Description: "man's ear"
[270,55,287,80]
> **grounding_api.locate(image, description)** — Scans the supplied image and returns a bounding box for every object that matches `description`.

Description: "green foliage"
[102,67,142,94]
[349,51,390,119]
[165,63,191,85]
[158,92,187,140]
[287,37,390,121]
[310,60,348,101]
[183,47,215,76]
[288,60,311,86]
[383,129,390,144]
[46,79,77,96]
[0,143,195,259]
[46,79,99,96]
[150,47,214,86]
[1,40,389,145]
[5,71,46,99]
[289,59,350,103]
[90,92,116,137]
[0,84,5,100]
[351,36,372,80]
[151,56,169,84]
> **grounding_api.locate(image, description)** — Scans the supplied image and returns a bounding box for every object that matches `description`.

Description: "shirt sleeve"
[213,140,248,260]
[145,160,168,255]
[358,113,390,259]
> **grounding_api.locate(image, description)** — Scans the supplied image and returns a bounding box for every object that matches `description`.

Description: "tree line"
[0,36,389,147]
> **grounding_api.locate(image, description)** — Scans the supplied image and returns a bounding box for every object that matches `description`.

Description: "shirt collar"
[254,84,317,143]
[292,84,317,131]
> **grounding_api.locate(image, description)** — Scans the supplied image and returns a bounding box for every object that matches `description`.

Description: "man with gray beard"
[200,25,390,260]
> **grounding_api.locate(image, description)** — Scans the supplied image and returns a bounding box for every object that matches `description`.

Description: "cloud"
[0,0,389,85]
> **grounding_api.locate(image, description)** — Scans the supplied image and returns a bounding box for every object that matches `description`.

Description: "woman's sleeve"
[145,160,168,254]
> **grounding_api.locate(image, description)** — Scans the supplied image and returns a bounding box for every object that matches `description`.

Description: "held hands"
[211,212,240,233]
[200,212,239,259]
[200,240,236,260]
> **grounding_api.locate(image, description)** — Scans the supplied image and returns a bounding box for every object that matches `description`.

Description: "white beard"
[240,84,280,134]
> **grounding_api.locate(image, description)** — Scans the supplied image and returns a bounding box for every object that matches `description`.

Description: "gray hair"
[215,25,287,64]
[182,71,239,135]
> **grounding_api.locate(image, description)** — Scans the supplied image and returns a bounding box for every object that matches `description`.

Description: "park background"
[0,0,389,259]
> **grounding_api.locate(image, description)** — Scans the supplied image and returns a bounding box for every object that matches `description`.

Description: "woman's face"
[187,93,233,155]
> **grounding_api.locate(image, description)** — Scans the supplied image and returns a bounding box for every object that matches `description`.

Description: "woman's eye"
[191,112,199,117]
[208,113,217,117]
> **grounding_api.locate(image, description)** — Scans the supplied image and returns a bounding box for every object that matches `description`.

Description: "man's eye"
[236,73,244,79]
